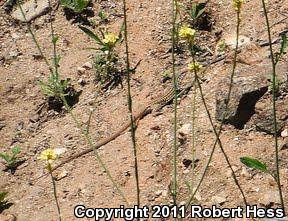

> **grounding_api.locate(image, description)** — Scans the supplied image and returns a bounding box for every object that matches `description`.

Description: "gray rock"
[12,0,50,22]
[216,62,287,130]
[216,65,268,129]
[252,95,287,135]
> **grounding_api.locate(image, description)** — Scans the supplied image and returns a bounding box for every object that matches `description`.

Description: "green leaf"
[11,146,21,155]
[0,192,8,203]
[0,153,11,163]
[240,157,268,173]
[79,26,103,45]
[52,36,59,44]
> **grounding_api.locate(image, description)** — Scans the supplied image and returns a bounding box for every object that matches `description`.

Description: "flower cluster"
[232,0,244,12]
[38,148,57,171]
[103,33,118,47]
[188,62,202,73]
[179,26,196,42]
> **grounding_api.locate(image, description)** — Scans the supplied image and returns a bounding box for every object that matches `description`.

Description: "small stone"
[54,147,68,156]
[78,78,86,86]
[155,190,162,197]
[281,129,288,137]
[178,124,192,136]
[56,170,68,180]
[211,195,227,205]
[82,62,93,70]
[0,120,6,130]
[281,138,288,150]
[260,190,281,206]
[77,67,86,75]
[240,167,252,179]
[11,0,50,22]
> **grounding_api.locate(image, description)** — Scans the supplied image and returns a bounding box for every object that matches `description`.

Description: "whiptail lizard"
[33,54,228,182]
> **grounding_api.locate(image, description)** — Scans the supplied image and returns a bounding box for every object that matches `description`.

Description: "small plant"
[98,10,108,22]
[186,2,206,26]
[60,0,90,13]
[0,146,21,170]
[79,25,124,87]
[240,157,277,180]
[38,149,62,221]
[0,192,8,205]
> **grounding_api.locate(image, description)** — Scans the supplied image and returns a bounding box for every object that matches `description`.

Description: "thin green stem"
[261,0,285,213]
[17,0,53,73]
[171,0,179,207]
[49,168,62,221]
[185,10,248,209]
[19,0,129,206]
[122,0,140,209]
[190,82,197,192]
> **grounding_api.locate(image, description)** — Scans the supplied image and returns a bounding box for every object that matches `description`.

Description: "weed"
[79,25,124,87]
[0,146,21,171]
[60,0,90,13]
[186,2,206,26]
[240,157,277,181]
[38,149,62,221]
[0,192,8,205]
[98,10,108,22]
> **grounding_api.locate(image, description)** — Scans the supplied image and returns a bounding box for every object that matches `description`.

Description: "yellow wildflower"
[38,148,57,165]
[232,0,244,12]
[188,62,202,73]
[179,26,196,42]
[103,33,118,47]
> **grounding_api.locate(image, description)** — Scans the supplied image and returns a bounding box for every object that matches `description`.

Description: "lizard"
[32,53,230,183]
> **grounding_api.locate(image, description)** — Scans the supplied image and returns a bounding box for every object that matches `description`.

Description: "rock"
[281,129,288,137]
[216,62,287,130]
[82,62,93,70]
[0,120,6,130]
[11,0,50,22]
[0,214,10,221]
[155,190,162,197]
[178,124,192,136]
[56,170,68,180]
[260,190,281,206]
[224,34,251,49]
[77,67,86,75]
[78,78,86,86]
[211,195,227,205]
[252,95,287,135]
[280,138,288,150]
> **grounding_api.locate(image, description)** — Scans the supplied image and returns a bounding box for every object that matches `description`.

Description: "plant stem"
[17,0,53,73]
[185,10,248,209]
[49,169,62,221]
[261,0,285,213]
[122,0,140,209]
[18,0,129,207]
[171,0,179,207]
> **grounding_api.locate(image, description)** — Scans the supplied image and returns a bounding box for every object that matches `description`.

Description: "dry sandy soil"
[0,0,288,220]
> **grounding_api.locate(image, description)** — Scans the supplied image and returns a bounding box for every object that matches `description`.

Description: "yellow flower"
[103,33,118,46]
[179,26,196,42]
[188,62,202,73]
[38,148,57,164]
[232,0,244,12]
